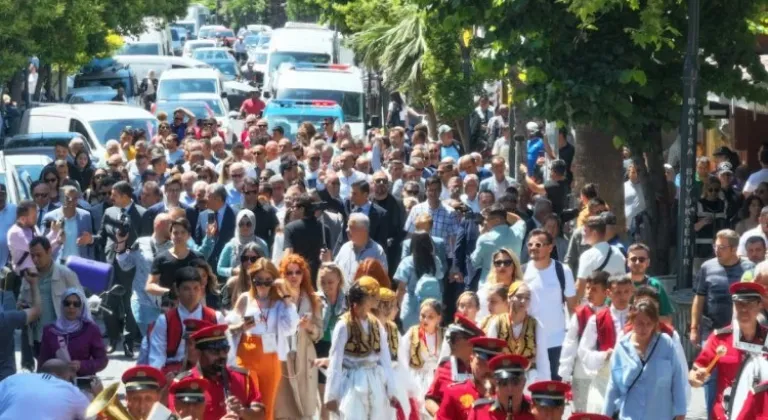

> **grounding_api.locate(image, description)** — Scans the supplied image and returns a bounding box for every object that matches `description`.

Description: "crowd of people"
[2,94,768,420]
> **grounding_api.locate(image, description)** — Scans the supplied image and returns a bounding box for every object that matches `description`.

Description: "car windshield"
[249,52,267,65]
[158,78,218,99]
[178,22,195,35]
[209,61,239,80]
[155,100,224,118]
[68,90,116,104]
[119,43,160,55]
[89,119,159,146]
[268,52,330,75]
[194,50,230,60]
[189,42,215,51]
[74,77,134,97]
[265,114,337,141]
[214,29,234,38]
[275,89,363,122]
[198,28,212,38]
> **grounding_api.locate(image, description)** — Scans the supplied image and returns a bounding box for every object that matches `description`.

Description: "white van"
[121,18,173,56]
[19,104,158,162]
[113,55,210,80]
[156,68,226,102]
[273,63,365,138]
[264,28,334,92]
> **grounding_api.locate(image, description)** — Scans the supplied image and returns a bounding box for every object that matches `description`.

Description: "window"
[275,89,363,123]
[157,78,218,101]
[69,119,92,144]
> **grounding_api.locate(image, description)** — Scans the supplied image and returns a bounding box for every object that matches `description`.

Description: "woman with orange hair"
[274,254,323,419]
[229,258,300,420]
[354,258,391,290]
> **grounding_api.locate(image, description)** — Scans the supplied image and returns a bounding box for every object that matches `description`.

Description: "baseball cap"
[717,161,733,175]
[438,125,452,135]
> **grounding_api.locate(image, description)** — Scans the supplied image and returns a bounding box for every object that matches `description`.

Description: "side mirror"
[262,91,271,99]
[221,91,228,99]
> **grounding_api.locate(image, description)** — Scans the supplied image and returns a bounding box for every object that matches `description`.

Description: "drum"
[65,256,112,294]
[728,354,768,419]
[734,380,768,420]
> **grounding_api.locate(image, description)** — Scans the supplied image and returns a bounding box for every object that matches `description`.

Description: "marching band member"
[323,277,398,419]
[577,274,633,412]
[399,299,444,419]
[690,282,768,420]
[436,337,506,420]
[186,324,264,420]
[733,379,768,419]
[181,318,214,371]
[468,354,535,420]
[485,281,550,383]
[528,381,570,420]
[169,376,209,420]
[425,315,486,416]
[558,271,608,412]
[122,365,166,420]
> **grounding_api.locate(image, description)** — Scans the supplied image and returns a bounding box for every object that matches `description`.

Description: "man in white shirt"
[0,359,90,419]
[337,151,368,201]
[624,162,646,230]
[576,216,627,300]
[524,228,578,381]
[738,206,768,257]
[577,274,634,412]
[744,146,768,195]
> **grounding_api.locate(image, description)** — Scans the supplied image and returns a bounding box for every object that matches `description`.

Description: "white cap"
[526,122,540,134]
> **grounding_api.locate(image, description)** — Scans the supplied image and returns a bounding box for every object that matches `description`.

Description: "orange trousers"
[236,334,282,420]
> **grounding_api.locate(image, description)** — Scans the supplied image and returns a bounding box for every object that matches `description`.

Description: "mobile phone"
[244,315,255,324]
[207,213,215,225]
[75,376,94,389]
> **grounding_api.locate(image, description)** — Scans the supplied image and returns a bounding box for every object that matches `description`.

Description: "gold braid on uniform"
[409,325,443,369]
[386,321,399,361]
[342,312,381,357]
[497,315,537,364]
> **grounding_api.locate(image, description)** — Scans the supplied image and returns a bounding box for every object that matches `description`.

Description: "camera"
[117,212,129,236]
[75,376,94,389]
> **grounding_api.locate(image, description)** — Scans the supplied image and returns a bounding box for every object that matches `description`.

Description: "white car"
[113,55,210,80]
[192,47,235,62]
[156,68,226,103]
[183,39,217,58]
[18,103,158,162]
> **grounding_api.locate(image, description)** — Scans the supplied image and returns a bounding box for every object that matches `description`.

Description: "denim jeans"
[130,299,163,337]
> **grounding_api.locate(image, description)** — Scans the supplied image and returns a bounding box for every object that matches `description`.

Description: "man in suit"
[334,180,388,254]
[371,171,406,278]
[141,174,195,235]
[195,183,236,269]
[94,180,146,356]
[88,176,115,261]
[31,181,59,230]
[480,156,518,200]
[41,186,94,261]
[243,176,279,250]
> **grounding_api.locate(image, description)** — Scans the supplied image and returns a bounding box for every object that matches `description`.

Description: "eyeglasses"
[629,256,647,263]
[34,193,48,198]
[63,300,82,308]
[239,220,253,227]
[45,178,57,183]
[285,270,302,276]
[713,244,732,251]
[257,124,268,128]
[240,255,258,264]
[494,259,513,267]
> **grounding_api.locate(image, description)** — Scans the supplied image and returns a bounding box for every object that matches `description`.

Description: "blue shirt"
[225,184,242,209]
[440,144,460,162]
[0,204,17,268]
[61,216,79,259]
[527,137,544,176]
[470,221,527,284]
[352,202,372,215]
[394,255,443,330]
[170,122,188,140]
[694,257,754,332]
[334,239,388,290]
[603,333,687,419]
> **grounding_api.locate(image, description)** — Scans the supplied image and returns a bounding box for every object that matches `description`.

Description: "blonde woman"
[398,299,444,419]
[484,281,550,384]
[477,248,523,320]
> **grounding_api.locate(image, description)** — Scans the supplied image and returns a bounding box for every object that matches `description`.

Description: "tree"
[420,0,768,274]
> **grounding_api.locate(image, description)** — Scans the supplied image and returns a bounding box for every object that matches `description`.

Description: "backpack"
[415,273,442,304]
[522,260,567,303]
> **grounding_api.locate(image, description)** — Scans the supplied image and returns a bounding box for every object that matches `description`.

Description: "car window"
[70,119,92,143]
[89,118,158,146]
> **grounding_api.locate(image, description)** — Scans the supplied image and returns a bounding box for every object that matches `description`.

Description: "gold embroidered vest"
[385,321,399,361]
[409,325,443,369]
[496,315,537,364]
[342,313,381,357]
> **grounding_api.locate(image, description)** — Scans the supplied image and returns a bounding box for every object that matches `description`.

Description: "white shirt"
[577,242,627,279]
[0,373,89,420]
[524,260,576,349]
[338,170,369,201]
[738,225,767,257]
[577,306,629,375]
[558,304,605,382]
[744,168,768,193]
[624,180,646,229]
[460,194,480,213]
[148,303,225,369]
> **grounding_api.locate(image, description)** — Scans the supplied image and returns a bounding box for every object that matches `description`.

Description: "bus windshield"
[275,89,362,122]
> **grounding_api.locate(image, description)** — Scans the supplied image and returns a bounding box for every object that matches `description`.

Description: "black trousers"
[20,326,38,371]
[442,258,463,325]
[103,261,140,344]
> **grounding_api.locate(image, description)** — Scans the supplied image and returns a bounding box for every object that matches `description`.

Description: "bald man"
[0,359,90,419]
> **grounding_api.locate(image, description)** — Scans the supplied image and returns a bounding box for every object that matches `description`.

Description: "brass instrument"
[506,396,513,420]
[85,383,134,420]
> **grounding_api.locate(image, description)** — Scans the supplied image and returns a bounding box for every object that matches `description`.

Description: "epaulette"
[174,370,194,381]
[228,365,249,375]
[715,326,733,336]
[473,398,493,408]
[755,380,768,394]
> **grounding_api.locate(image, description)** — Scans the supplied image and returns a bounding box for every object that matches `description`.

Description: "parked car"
[65,87,118,104]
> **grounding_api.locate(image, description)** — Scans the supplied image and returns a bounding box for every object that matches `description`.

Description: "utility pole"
[677,0,700,290]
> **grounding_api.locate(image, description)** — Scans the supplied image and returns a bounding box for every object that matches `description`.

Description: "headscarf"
[231,209,257,258]
[53,288,93,336]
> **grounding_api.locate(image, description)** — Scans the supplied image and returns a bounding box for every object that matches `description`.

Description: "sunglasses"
[241,255,258,264]
[285,270,302,276]
[63,300,82,308]
[494,259,513,267]
[629,256,647,263]
[34,193,48,198]
[374,178,388,185]
[257,124,268,128]
[252,279,273,287]
[45,178,58,183]
[239,220,253,227]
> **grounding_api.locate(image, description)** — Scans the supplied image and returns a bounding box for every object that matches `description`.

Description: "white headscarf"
[53,288,93,336]
[231,209,257,258]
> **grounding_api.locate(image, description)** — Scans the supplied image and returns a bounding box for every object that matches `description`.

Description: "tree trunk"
[572,125,625,229]
[425,101,438,140]
[630,126,673,275]
[269,0,287,29]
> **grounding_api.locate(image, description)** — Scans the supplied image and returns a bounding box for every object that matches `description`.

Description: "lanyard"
[255,298,272,325]
[419,327,439,357]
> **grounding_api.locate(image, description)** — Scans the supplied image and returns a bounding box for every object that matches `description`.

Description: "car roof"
[187,39,217,45]
[3,152,55,165]
[68,86,116,93]
[158,68,221,80]
[160,92,222,101]
[28,104,156,121]
[114,55,209,67]
[9,132,83,141]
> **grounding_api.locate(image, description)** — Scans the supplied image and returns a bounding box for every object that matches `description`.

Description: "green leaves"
[619,69,647,86]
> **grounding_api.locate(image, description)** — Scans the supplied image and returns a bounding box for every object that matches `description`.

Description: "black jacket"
[374,194,406,277]
[335,200,389,253]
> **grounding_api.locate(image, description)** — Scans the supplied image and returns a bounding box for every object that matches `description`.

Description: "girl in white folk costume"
[577,274,634,413]
[324,276,398,420]
[376,287,416,420]
[398,299,444,419]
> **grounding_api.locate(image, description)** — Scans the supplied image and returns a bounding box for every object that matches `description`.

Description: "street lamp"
[460,28,473,151]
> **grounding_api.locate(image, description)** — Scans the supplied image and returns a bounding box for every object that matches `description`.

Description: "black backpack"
[521,260,567,303]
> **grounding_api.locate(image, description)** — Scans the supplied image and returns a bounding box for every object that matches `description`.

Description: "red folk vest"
[595,308,616,351]
[575,305,596,339]
[147,306,218,358]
